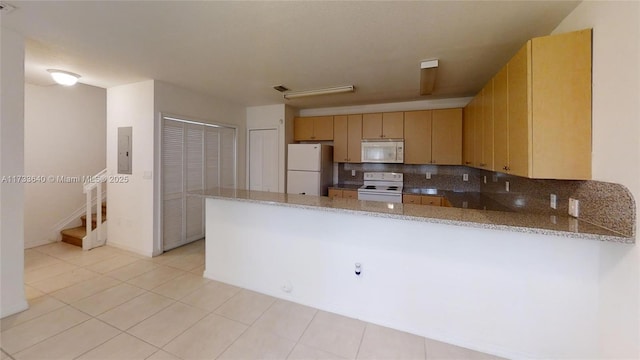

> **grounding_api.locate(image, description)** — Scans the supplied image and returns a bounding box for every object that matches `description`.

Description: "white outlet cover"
[463,174,468,181]
[550,194,557,209]
[505,181,510,192]
[425,172,431,179]
[569,198,580,217]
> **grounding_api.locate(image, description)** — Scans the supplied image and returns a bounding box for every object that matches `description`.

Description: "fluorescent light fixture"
[420,59,439,95]
[47,69,81,86]
[283,85,355,100]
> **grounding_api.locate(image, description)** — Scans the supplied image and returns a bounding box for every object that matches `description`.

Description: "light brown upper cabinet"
[404,110,432,164]
[469,83,494,170]
[362,112,404,139]
[471,93,483,168]
[493,66,509,173]
[404,109,462,165]
[432,108,462,165]
[334,114,362,163]
[462,105,475,166]
[505,43,531,177]
[481,80,495,171]
[496,29,592,179]
[294,116,334,141]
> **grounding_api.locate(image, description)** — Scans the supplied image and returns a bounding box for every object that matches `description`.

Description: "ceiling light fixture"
[47,69,81,86]
[420,59,439,95]
[283,85,355,100]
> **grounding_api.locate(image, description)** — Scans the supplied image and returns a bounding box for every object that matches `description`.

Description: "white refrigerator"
[287,144,333,196]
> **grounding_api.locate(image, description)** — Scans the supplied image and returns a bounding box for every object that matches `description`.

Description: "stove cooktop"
[358,184,403,193]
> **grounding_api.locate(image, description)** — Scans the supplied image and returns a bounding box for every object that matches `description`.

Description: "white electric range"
[357,172,403,203]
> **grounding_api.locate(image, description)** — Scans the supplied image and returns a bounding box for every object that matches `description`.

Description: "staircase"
[61,202,107,247]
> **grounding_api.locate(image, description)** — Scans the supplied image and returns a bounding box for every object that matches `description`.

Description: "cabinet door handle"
[465,161,472,165]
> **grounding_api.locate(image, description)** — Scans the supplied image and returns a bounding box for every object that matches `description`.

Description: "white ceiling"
[2,1,580,109]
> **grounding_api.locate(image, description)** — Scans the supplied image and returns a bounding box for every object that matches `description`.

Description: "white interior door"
[162,117,237,251]
[249,129,278,192]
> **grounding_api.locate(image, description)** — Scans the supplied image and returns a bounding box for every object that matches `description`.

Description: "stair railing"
[83,168,108,250]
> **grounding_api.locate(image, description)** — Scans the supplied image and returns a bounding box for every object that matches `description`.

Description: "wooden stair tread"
[61,202,107,248]
[61,226,85,247]
[61,226,86,238]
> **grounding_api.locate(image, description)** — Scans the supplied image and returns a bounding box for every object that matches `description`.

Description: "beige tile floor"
[1,240,505,360]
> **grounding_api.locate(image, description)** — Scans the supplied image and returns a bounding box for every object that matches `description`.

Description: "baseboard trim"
[24,239,58,249]
[0,298,29,319]
[106,240,153,258]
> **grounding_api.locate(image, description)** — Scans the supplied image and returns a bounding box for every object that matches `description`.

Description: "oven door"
[357,190,403,203]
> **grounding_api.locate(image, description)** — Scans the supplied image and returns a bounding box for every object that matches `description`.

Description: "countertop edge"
[196,193,634,244]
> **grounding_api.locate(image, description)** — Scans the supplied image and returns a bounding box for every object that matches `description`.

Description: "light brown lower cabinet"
[421,195,442,206]
[329,189,358,199]
[402,194,443,207]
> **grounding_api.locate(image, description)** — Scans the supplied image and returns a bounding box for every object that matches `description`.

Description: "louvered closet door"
[185,124,205,242]
[162,119,185,250]
[220,127,236,188]
[162,117,237,251]
[205,127,221,189]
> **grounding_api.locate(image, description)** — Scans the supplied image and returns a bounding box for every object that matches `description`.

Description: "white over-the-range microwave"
[361,140,404,163]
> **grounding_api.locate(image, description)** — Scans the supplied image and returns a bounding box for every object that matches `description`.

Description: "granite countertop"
[191,188,633,244]
[330,184,362,190]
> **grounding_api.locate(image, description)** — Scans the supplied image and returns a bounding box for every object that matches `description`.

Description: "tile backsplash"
[339,163,482,192]
[337,163,635,237]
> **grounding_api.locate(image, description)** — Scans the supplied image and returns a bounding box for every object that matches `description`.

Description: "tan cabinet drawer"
[343,190,358,199]
[421,195,442,207]
[402,194,422,204]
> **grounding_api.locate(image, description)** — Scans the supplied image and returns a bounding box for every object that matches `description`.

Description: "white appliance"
[361,140,404,163]
[287,144,333,196]
[357,172,404,203]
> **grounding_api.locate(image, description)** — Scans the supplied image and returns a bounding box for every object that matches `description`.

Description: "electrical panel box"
[118,127,132,175]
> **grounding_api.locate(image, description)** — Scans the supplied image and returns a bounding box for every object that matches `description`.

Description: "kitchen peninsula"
[195,187,631,359]
[194,188,629,243]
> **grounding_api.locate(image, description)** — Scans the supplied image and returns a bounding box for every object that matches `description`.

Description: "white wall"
[552,2,640,358]
[205,199,604,359]
[0,27,28,317]
[106,80,155,256]
[24,83,106,248]
[154,81,246,189]
[107,80,246,256]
